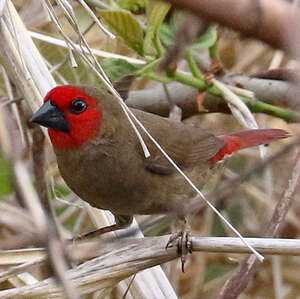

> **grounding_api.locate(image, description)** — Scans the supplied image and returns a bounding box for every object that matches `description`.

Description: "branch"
[126,80,300,122]
[223,74,300,111]
[165,0,300,60]
[1,236,300,298]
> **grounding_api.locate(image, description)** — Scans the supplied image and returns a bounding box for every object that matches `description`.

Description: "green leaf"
[97,10,144,55]
[118,0,145,13]
[158,23,175,46]
[191,25,218,50]
[143,0,171,55]
[101,58,142,82]
[135,57,162,76]
[53,183,71,199]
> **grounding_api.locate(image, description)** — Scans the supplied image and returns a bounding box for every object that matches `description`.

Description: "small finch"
[31,85,289,238]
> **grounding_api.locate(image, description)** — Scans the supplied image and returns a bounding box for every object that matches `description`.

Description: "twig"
[28,31,145,64]
[13,161,48,238]
[31,128,49,210]
[0,257,46,284]
[223,74,300,111]
[2,235,300,266]
[0,96,23,107]
[0,67,25,145]
[127,81,300,122]
[76,0,115,38]
[211,78,259,130]
[1,236,300,297]
[272,256,284,299]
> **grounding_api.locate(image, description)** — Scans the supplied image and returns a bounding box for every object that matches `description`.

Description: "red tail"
[211,129,289,163]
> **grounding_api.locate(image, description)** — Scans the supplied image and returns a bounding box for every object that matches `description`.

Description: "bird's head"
[31,86,103,149]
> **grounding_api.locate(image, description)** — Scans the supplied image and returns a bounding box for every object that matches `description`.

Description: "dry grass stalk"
[0,234,300,298]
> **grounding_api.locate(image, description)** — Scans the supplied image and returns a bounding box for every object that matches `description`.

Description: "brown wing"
[132,109,226,175]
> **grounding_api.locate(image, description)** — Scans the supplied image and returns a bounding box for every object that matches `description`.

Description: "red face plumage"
[44,86,102,150]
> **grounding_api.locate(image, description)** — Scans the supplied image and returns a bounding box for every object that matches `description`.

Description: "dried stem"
[127,78,300,122]
[1,235,300,298]
[31,128,48,210]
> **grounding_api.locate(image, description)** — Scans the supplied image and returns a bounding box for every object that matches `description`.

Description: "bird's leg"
[163,84,182,121]
[166,217,192,272]
[72,214,133,241]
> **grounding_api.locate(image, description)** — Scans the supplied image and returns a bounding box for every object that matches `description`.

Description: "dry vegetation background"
[0,0,300,298]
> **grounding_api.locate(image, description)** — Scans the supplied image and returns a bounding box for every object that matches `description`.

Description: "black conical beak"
[30,100,70,133]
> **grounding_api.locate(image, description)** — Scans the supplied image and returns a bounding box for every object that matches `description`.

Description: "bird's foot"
[71,224,119,242]
[166,230,193,272]
[71,215,133,242]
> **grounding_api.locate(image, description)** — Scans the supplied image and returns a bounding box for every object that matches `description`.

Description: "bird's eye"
[70,98,87,114]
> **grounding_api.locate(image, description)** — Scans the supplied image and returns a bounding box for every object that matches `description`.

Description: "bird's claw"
[166,231,193,272]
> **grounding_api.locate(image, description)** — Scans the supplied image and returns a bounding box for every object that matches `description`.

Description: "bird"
[31,85,289,242]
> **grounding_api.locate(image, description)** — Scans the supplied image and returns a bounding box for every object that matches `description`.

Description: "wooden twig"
[223,74,300,111]
[127,79,300,122]
[2,236,300,266]
[0,256,46,284]
[1,235,300,298]
[31,128,48,210]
